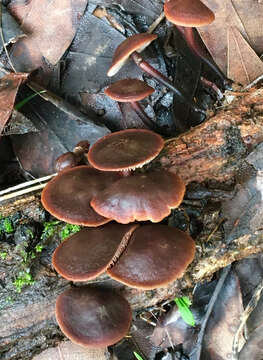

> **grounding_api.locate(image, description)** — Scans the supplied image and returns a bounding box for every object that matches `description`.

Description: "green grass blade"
[15,90,46,110]
[133,351,144,360]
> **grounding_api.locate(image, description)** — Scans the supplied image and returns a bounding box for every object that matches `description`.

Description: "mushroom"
[55,140,90,173]
[87,129,164,172]
[107,224,196,289]
[164,0,231,88]
[90,169,185,224]
[52,222,195,289]
[56,286,132,347]
[107,33,204,113]
[52,223,139,281]
[104,78,157,130]
[41,165,120,226]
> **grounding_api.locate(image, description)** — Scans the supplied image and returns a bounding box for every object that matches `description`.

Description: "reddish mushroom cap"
[107,224,195,289]
[41,165,120,226]
[56,286,132,347]
[87,129,164,172]
[164,0,215,27]
[107,33,157,77]
[91,170,185,223]
[52,223,139,281]
[105,78,154,102]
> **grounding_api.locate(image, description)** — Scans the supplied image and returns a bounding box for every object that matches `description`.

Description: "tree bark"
[1,87,263,359]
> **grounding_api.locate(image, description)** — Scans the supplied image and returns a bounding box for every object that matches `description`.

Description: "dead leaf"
[61,11,143,96]
[200,271,243,359]
[200,0,263,76]
[222,145,263,243]
[90,0,163,20]
[1,5,24,50]
[238,322,263,360]
[8,0,88,72]
[11,87,110,176]
[3,110,38,135]
[152,272,243,360]
[227,27,263,85]
[0,72,28,134]
[32,340,109,360]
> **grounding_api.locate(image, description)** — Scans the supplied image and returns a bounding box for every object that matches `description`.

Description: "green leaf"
[133,352,144,360]
[174,296,195,327]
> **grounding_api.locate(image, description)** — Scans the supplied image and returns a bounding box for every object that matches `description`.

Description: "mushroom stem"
[131,51,205,114]
[130,101,158,130]
[177,26,232,90]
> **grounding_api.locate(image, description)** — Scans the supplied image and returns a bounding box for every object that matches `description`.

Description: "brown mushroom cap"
[107,224,195,289]
[56,286,132,347]
[164,0,215,27]
[107,33,157,77]
[41,165,120,226]
[52,223,139,281]
[91,170,185,223]
[105,78,154,102]
[87,129,164,172]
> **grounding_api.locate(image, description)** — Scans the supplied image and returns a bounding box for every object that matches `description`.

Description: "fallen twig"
[232,278,263,359]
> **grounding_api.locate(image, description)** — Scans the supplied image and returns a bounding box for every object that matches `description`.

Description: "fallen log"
[1,87,263,359]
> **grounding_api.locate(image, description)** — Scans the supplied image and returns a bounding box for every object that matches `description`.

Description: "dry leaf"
[8,0,88,72]
[32,341,109,360]
[199,0,263,76]
[227,27,263,85]
[1,5,24,49]
[0,73,28,134]
[239,323,263,360]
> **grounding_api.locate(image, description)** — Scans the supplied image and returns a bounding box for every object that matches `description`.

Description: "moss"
[0,251,7,260]
[60,223,81,241]
[0,216,14,234]
[13,269,35,293]
[40,221,60,241]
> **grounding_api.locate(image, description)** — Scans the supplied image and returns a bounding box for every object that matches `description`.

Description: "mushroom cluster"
[41,129,196,348]
[104,0,231,131]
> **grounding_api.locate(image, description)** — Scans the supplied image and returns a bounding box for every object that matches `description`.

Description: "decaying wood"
[155,88,263,184]
[1,87,263,359]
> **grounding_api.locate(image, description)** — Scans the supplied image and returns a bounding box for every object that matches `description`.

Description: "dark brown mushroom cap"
[91,170,185,223]
[107,33,157,77]
[105,78,154,102]
[164,0,215,27]
[56,286,132,347]
[107,224,195,289]
[88,129,164,172]
[52,223,139,281]
[55,152,78,173]
[41,165,120,226]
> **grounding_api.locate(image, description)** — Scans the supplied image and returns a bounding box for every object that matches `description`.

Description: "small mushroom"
[107,33,204,113]
[90,169,185,223]
[55,140,90,173]
[87,129,164,172]
[41,165,120,226]
[107,224,195,289]
[55,152,79,173]
[164,0,231,88]
[52,223,139,281]
[105,78,157,130]
[56,286,132,347]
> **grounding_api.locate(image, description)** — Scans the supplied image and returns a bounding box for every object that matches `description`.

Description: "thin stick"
[232,278,263,359]
[244,74,263,90]
[147,12,165,34]
[189,265,231,360]
[0,173,56,196]
[0,183,51,203]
